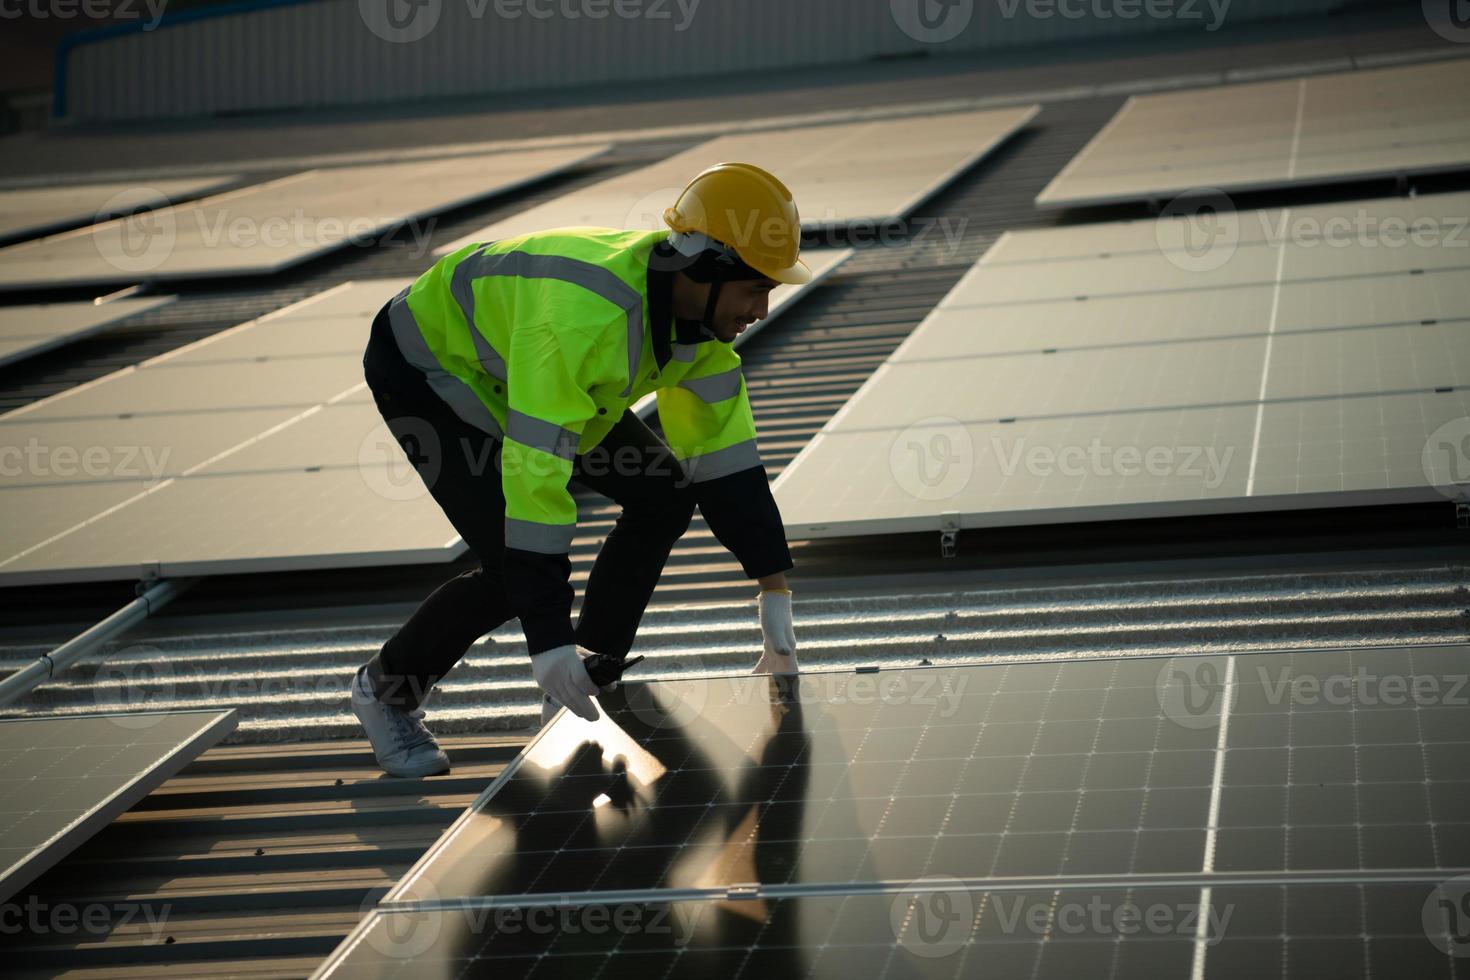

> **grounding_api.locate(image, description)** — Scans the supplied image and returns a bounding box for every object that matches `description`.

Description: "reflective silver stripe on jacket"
[681,438,762,483]
[678,366,742,403]
[451,250,644,397]
[388,286,504,438]
[507,410,579,462]
[505,517,576,554]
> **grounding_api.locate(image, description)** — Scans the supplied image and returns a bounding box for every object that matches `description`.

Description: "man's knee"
[623,484,696,542]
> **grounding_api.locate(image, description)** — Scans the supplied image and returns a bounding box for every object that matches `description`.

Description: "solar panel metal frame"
[0,296,177,369]
[0,176,241,245]
[0,708,237,905]
[1035,58,1470,210]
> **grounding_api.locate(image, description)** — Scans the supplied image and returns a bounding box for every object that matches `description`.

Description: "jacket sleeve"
[656,344,793,580]
[500,322,597,655]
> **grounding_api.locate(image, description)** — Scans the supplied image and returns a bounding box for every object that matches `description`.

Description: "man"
[352,162,806,777]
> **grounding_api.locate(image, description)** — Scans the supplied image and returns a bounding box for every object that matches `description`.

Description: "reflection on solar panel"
[1037,58,1470,209]
[772,189,1470,540]
[315,646,1470,979]
[0,280,465,585]
[436,107,1038,256]
[0,146,608,291]
[0,177,239,244]
[0,296,175,368]
[0,710,236,905]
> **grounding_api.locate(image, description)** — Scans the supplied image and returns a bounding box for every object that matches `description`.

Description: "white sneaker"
[351,666,450,778]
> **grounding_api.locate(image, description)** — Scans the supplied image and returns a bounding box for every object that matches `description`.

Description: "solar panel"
[0,177,239,244]
[0,280,469,586]
[772,189,1470,540]
[1037,58,1470,209]
[0,297,176,369]
[436,107,1038,256]
[0,146,608,291]
[315,645,1470,979]
[0,250,846,585]
[0,709,236,905]
[326,881,1469,980]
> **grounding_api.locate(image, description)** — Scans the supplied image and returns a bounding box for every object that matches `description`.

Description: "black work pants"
[361,301,695,710]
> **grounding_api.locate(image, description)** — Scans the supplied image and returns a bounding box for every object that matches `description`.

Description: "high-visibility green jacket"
[385,227,791,654]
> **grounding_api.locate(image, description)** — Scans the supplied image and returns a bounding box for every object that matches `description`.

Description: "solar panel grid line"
[1193,655,1238,980]
[1245,212,1293,497]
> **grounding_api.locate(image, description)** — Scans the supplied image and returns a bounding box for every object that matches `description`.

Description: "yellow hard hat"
[663,162,812,285]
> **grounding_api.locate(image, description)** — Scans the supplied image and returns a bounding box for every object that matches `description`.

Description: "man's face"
[710,277,778,343]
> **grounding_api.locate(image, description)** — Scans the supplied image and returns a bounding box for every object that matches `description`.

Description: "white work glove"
[754,589,798,675]
[531,645,600,722]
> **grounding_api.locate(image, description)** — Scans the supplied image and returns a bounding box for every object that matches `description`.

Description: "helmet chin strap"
[700,280,729,343]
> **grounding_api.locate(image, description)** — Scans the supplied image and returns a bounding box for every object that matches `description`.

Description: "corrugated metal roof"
[3,12,1469,978]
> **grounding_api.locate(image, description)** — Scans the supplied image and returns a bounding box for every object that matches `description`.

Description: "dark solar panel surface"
[0,709,238,903]
[317,648,1470,978]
